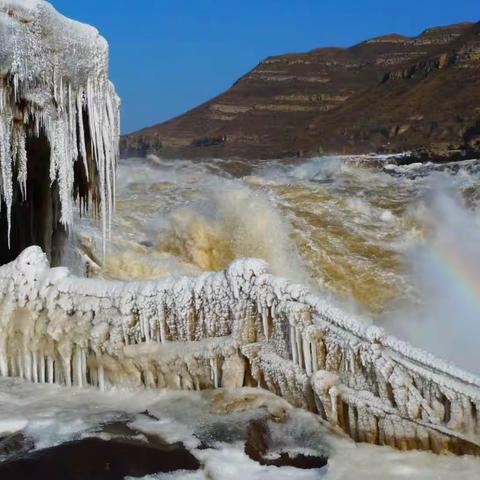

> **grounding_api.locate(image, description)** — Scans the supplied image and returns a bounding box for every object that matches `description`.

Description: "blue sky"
[50,0,478,134]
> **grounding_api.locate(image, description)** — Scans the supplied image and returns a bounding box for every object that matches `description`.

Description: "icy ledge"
[0,0,119,250]
[1,246,480,455]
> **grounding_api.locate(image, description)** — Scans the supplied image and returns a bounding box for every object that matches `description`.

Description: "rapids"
[3,153,480,477]
[77,155,480,374]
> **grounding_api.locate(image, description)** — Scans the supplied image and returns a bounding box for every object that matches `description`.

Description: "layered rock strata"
[122,22,480,161]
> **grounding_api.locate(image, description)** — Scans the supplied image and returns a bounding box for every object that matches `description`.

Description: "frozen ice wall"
[1,245,480,455]
[0,0,119,264]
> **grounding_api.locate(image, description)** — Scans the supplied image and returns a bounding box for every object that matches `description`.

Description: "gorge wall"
[122,21,480,161]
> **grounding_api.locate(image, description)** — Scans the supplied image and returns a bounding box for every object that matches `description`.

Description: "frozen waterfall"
[0,0,119,263]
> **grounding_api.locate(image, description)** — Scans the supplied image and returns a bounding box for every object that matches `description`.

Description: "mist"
[384,186,480,375]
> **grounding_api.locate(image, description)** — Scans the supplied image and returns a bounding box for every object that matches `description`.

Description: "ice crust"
[0,246,479,454]
[0,0,119,248]
[4,379,478,480]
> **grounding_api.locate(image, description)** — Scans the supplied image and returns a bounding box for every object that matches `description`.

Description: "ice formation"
[0,246,479,455]
[1,0,479,459]
[0,0,119,262]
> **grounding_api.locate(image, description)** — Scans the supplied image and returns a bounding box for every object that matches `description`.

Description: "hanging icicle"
[0,0,120,253]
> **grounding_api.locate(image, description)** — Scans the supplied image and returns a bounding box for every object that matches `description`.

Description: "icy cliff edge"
[0,0,119,250]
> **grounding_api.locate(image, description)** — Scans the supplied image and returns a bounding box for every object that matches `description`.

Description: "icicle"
[311,339,318,372]
[210,357,220,388]
[91,367,98,388]
[63,354,72,387]
[47,357,54,384]
[290,325,298,365]
[262,307,269,340]
[0,1,120,254]
[296,328,303,368]
[121,320,129,346]
[0,341,8,377]
[145,319,151,342]
[32,352,38,383]
[13,353,18,377]
[75,348,83,387]
[15,353,21,378]
[24,350,32,381]
[39,355,46,383]
[159,309,167,343]
[81,349,87,386]
[139,315,145,341]
[77,91,88,180]
[13,127,27,200]
[0,116,13,247]
[303,336,312,376]
[98,365,105,392]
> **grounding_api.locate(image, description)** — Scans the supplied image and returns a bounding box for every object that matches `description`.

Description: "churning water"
[77,155,480,374]
[8,154,478,478]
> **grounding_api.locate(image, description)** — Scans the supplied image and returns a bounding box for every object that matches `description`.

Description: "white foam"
[1,379,479,479]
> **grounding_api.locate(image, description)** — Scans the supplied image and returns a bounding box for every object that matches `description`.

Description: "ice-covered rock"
[0,0,119,261]
[0,247,480,455]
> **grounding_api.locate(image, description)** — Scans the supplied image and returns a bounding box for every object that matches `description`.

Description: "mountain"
[121,22,480,161]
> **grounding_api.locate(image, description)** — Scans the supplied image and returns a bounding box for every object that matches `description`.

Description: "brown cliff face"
[122,22,480,160]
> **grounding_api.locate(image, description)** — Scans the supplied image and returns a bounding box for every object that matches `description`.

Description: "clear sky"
[50,0,478,134]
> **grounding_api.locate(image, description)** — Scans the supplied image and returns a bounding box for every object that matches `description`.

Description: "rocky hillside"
[122,22,480,161]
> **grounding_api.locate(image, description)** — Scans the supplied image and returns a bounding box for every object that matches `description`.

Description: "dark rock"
[139,410,160,421]
[0,437,200,480]
[244,419,328,470]
[0,433,34,462]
